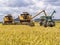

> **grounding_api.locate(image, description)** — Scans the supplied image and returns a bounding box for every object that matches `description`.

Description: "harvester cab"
[3,14,14,25]
[40,10,56,27]
[19,12,31,22]
[21,12,31,20]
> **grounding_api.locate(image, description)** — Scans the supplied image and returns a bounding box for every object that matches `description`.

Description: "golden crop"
[0,22,60,45]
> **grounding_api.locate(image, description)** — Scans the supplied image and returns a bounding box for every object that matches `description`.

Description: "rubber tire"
[49,22,54,27]
[40,21,43,26]
[44,24,47,27]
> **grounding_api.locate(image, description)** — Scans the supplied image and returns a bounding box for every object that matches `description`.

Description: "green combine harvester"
[39,10,56,27]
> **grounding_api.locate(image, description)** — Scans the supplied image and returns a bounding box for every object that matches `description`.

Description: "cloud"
[0,0,60,22]
[0,0,35,7]
[43,0,58,2]
[43,0,60,6]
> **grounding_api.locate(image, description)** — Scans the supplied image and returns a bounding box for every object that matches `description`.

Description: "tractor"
[39,10,56,27]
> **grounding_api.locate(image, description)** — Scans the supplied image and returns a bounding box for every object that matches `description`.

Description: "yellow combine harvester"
[3,14,14,25]
[18,12,34,26]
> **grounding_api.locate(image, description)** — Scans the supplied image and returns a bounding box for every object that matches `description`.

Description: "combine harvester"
[3,14,14,25]
[39,10,56,27]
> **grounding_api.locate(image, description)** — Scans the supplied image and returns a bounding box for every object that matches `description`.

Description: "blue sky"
[0,0,60,21]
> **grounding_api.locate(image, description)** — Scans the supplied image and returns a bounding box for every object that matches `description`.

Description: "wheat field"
[0,22,60,45]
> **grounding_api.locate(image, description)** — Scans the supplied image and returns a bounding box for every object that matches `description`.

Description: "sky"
[0,0,60,21]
